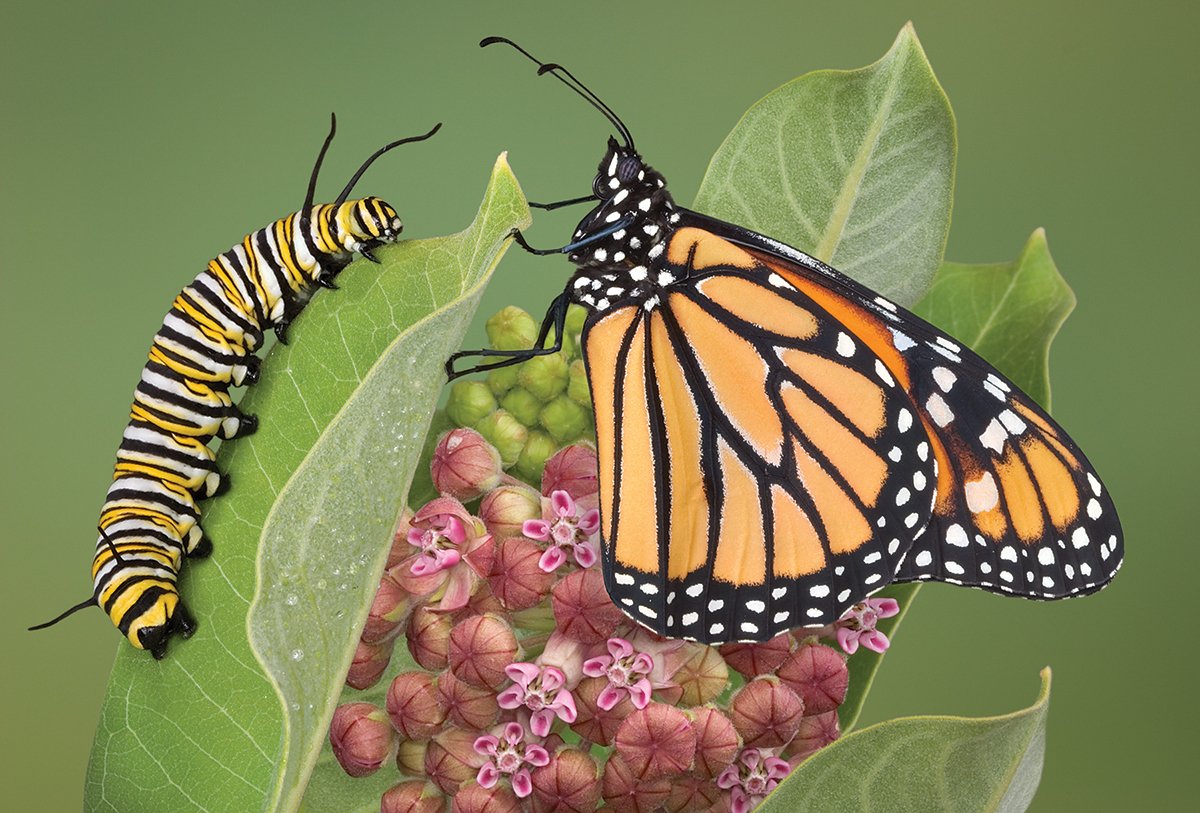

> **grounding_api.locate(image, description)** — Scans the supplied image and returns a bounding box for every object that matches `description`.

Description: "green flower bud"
[500,386,542,427]
[539,395,591,443]
[473,409,528,467]
[567,359,592,408]
[486,363,521,397]
[514,430,557,483]
[486,306,537,351]
[518,352,569,402]
[565,303,588,340]
[445,380,497,428]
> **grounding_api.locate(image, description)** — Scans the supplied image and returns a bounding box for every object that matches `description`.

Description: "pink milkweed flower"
[473,721,551,799]
[522,489,600,572]
[399,497,491,613]
[496,663,578,737]
[716,747,793,813]
[834,596,901,655]
[582,637,655,710]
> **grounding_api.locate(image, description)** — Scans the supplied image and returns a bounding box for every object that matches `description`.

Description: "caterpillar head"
[329,197,403,256]
[128,593,197,659]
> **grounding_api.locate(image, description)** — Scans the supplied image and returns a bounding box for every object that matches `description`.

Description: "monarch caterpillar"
[447,39,1124,644]
[31,116,441,658]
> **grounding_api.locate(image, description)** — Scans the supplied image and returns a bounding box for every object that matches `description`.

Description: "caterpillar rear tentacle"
[29,116,442,657]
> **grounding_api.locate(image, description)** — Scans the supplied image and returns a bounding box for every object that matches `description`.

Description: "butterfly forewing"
[585,228,936,643]
[731,225,1124,603]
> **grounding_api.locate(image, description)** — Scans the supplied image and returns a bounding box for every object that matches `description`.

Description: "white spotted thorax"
[567,137,681,313]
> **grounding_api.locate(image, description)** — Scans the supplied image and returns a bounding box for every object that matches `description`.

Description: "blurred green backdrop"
[2,2,1195,810]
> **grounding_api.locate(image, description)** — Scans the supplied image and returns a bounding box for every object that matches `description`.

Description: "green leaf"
[83,156,531,813]
[763,669,1052,813]
[694,22,956,307]
[913,228,1076,408]
[836,231,1075,732]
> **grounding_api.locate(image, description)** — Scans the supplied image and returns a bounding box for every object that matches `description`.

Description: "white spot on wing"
[965,472,999,513]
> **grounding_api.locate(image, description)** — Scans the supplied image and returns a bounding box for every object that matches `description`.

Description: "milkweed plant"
[84,25,1066,813]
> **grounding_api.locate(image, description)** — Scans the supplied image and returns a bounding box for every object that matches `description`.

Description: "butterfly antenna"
[334,122,443,206]
[480,37,636,151]
[28,596,98,631]
[303,112,338,219]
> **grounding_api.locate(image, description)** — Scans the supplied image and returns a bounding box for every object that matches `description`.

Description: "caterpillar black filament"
[30,116,441,658]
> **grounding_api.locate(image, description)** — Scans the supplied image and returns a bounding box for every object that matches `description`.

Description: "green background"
[1,2,1194,810]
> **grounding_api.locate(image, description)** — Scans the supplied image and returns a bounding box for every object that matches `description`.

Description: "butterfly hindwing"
[585,228,936,643]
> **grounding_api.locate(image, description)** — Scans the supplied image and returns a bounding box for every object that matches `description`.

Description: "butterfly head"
[568,137,677,275]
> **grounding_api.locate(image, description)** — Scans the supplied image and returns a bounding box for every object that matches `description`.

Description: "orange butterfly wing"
[585,228,936,642]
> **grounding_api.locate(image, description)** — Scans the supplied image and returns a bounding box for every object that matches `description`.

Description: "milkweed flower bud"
[406,606,452,671]
[488,362,522,397]
[540,395,590,444]
[362,570,412,645]
[834,596,901,654]
[664,776,723,813]
[479,483,543,540]
[583,638,655,710]
[540,444,600,510]
[571,676,635,746]
[438,670,501,731]
[449,613,519,691]
[386,672,447,742]
[329,702,395,778]
[719,633,793,679]
[567,360,592,408]
[380,780,445,813]
[729,676,805,748]
[690,706,740,780]
[502,386,544,427]
[475,409,528,468]
[776,640,849,716]
[474,720,552,799]
[613,702,697,779]
[395,739,429,777]
[496,663,578,737]
[717,748,792,813]
[431,428,504,501]
[551,568,625,645]
[672,644,730,707]
[530,748,601,813]
[564,304,588,345]
[519,352,570,402]
[425,727,487,795]
[515,430,559,484]
[540,631,587,687]
[487,305,539,351]
[452,781,522,813]
[446,380,498,429]
[488,537,558,611]
[345,638,392,690]
[602,754,672,813]
[785,710,841,762]
[523,490,600,572]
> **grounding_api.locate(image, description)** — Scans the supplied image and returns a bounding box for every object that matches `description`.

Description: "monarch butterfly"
[448,39,1124,645]
[30,116,441,658]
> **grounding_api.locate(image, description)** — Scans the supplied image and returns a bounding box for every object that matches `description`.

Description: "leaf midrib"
[813,44,909,263]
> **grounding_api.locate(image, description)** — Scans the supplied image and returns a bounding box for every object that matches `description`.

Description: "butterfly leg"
[445,290,569,379]
[527,194,598,211]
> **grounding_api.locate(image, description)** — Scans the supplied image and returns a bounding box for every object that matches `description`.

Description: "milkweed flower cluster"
[328,306,904,812]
